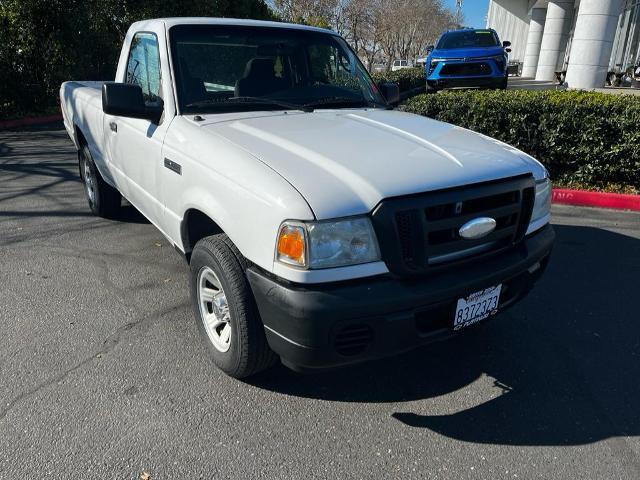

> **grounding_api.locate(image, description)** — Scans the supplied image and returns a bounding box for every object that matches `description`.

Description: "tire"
[426,81,438,94]
[79,143,121,218]
[190,234,277,378]
[496,76,508,90]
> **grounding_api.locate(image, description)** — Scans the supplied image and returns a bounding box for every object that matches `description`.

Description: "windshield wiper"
[185,95,390,113]
[185,96,313,113]
[303,96,391,110]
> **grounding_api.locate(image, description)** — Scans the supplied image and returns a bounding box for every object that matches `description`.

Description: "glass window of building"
[610,0,640,72]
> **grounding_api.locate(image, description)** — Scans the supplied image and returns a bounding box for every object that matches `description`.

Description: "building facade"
[487,0,640,88]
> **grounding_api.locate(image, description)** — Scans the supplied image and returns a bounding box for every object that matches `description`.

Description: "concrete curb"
[0,114,63,130]
[553,188,640,212]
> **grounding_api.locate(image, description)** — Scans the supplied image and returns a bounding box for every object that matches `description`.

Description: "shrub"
[372,67,425,94]
[401,90,640,189]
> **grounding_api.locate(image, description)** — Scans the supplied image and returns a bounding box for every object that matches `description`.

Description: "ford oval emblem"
[459,217,497,240]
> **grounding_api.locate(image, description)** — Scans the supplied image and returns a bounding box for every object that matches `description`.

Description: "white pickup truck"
[60,18,554,378]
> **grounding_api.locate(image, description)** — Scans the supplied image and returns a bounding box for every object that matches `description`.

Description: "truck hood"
[203,109,545,219]
[431,46,506,59]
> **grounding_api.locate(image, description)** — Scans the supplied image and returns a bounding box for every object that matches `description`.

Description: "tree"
[270,0,456,70]
[376,0,455,69]
[271,0,337,28]
[0,0,273,118]
[0,0,456,118]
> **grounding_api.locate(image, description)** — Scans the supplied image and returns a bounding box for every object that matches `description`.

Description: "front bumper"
[248,224,555,371]
[427,58,506,88]
[429,76,504,89]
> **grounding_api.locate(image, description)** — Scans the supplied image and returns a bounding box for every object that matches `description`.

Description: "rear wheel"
[190,234,277,378]
[79,144,121,218]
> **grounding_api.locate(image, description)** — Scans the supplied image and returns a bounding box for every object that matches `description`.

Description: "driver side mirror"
[427,45,434,55]
[102,83,163,123]
[503,41,511,48]
[379,82,400,105]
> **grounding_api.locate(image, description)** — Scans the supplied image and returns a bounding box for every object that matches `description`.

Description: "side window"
[309,44,355,85]
[125,33,162,106]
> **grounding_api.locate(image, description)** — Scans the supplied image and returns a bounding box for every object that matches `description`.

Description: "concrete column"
[522,8,547,78]
[535,1,574,81]
[565,0,625,89]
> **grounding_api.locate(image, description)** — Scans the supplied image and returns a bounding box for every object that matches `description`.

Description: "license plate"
[454,285,502,330]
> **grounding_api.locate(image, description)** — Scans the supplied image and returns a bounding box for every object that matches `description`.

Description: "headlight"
[528,177,552,233]
[276,217,381,269]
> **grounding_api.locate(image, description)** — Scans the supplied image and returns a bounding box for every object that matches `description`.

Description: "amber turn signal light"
[276,224,306,266]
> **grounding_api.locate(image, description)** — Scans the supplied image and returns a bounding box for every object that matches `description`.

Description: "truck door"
[107,31,169,226]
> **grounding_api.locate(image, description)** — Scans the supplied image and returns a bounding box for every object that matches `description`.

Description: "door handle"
[109,121,117,133]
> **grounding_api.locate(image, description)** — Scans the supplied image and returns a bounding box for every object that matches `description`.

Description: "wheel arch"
[74,124,87,147]
[74,125,88,180]
[181,208,226,262]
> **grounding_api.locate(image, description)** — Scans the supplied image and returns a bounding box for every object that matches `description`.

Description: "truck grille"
[441,62,492,76]
[371,176,535,277]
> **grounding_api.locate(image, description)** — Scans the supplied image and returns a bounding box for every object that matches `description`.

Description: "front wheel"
[79,144,121,218]
[190,234,277,378]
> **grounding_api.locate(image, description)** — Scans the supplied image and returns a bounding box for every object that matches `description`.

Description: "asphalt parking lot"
[1,123,639,479]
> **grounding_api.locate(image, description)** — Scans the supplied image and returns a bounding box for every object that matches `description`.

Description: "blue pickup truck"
[426,29,511,93]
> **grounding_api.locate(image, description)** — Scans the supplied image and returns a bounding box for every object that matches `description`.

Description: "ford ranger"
[60,18,554,378]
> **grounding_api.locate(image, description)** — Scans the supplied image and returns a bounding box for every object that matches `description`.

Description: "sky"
[444,0,490,28]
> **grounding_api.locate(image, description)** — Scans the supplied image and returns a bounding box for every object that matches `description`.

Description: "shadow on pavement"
[249,224,640,447]
[117,204,151,224]
[0,122,150,225]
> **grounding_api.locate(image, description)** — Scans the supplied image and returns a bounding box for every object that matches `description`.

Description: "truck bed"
[60,81,106,157]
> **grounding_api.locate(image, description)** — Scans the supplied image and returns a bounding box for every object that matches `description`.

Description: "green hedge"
[401,90,640,190]
[372,68,425,94]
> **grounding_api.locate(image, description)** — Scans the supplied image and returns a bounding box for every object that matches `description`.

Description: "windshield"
[437,30,500,50]
[169,24,386,114]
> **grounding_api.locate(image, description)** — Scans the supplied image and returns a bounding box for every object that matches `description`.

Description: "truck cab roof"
[130,17,336,36]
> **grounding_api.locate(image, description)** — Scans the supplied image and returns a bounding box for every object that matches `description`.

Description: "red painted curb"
[552,188,640,212]
[0,114,63,130]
